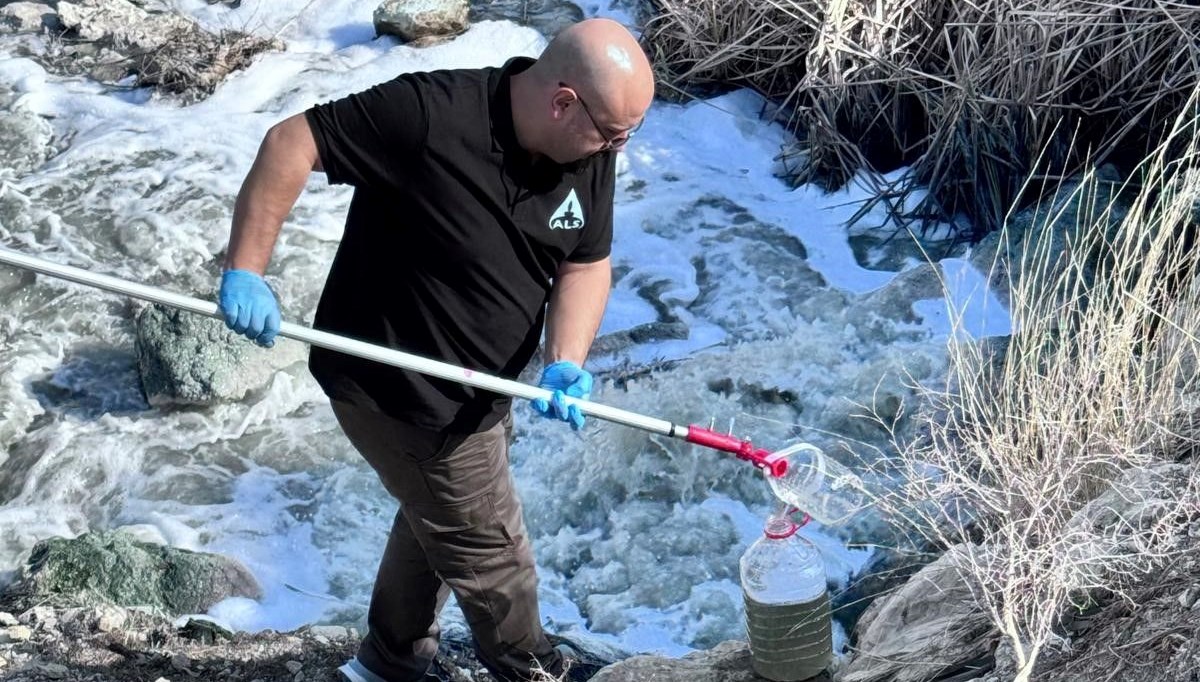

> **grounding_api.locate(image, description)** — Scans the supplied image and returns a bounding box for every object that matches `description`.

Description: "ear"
[551,86,576,120]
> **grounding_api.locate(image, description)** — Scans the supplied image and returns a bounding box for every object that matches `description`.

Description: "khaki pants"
[331,401,562,682]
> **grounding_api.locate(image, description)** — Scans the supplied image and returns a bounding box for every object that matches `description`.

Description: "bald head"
[537,19,655,111]
[510,19,655,163]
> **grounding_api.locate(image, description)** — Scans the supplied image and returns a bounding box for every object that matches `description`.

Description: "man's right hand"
[218,270,281,348]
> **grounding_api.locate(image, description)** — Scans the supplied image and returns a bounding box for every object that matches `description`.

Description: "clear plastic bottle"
[740,512,833,681]
[765,443,866,525]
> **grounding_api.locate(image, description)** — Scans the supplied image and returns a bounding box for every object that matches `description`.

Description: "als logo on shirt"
[548,188,586,230]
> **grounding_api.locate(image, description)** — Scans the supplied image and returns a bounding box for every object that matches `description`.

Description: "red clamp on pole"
[685,425,788,478]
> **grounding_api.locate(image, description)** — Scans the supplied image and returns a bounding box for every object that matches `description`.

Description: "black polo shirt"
[304,57,616,433]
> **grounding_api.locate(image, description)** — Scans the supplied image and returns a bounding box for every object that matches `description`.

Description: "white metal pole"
[0,247,686,438]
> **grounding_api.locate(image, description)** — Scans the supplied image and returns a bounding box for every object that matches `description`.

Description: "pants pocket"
[408,492,515,571]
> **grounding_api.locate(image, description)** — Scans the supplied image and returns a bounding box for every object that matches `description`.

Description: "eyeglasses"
[559,82,643,151]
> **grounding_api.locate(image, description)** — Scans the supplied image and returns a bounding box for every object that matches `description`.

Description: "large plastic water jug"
[766,443,866,524]
[740,512,833,681]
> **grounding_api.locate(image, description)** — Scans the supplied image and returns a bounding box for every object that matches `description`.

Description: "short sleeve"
[305,74,429,190]
[567,155,616,263]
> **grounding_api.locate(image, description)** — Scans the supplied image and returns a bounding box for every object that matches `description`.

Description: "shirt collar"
[489,56,535,154]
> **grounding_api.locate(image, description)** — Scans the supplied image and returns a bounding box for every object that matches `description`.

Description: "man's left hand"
[531,361,593,431]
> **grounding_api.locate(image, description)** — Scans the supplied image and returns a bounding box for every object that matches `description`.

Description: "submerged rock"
[0,264,35,297]
[2,530,262,616]
[589,320,689,357]
[0,87,55,178]
[969,166,1129,310]
[470,0,582,38]
[135,303,306,406]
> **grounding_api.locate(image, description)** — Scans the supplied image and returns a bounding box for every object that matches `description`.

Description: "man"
[217,18,655,682]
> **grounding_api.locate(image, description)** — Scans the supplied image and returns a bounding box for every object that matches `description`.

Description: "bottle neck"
[764,516,799,539]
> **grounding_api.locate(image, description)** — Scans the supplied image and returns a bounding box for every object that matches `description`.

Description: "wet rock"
[308,624,351,640]
[38,662,68,679]
[2,530,263,616]
[0,264,35,296]
[0,625,32,643]
[0,2,61,33]
[0,87,55,177]
[57,0,193,49]
[469,0,582,38]
[590,320,689,356]
[178,617,233,644]
[591,640,816,682]
[19,606,57,630]
[113,523,168,546]
[135,303,306,406]
[831,543,940,628]
[848,224,966,272]
[851,262,944,329]
[841,544,998,682]
[969,167,1128,310]
[374,0,468,43]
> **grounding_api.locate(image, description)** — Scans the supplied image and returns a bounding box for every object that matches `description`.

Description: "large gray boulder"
[2,530,262,615]
[135,303,306,406]
[374,0,468,43]
[0,2,61,32]
[841,544,998,682]
[470,0,582,38]
[1061,462,1195,587]
[56,0,191,49]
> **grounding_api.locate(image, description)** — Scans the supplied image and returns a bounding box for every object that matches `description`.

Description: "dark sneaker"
[551,640,605,682]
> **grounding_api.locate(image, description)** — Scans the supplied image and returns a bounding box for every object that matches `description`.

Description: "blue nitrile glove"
[218,269,281,348]
[531,360,593,431]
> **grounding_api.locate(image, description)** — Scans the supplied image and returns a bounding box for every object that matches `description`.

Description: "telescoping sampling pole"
[0,247,788,478]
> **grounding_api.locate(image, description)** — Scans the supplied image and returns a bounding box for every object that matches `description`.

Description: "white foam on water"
[912,257,1012,339]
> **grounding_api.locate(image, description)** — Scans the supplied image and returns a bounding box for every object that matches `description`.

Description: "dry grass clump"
[136,27,282,101]
[643,0,1200,238]
[866,96,1200,681]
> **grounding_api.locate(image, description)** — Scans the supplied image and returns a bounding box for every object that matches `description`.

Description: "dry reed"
[643,0,1200,238]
